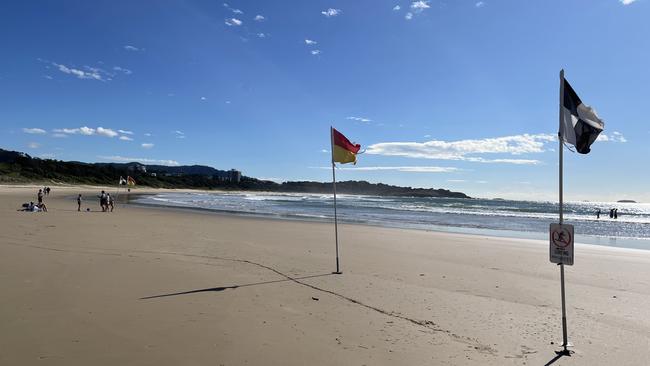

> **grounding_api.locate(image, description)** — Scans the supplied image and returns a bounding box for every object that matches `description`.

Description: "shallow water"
[134,192,650,250]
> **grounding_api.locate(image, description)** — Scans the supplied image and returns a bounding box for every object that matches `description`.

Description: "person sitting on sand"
[77,194,82,212]
[38,202,47,212]
[107,193,114,212]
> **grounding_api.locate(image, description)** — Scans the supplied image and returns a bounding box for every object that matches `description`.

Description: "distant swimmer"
[614,208,618,219]
[609,209,614,219]
[596,209,601,219]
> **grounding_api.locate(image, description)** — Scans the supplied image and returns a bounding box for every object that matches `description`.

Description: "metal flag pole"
[331,127,341,274]
[558,69,570,355]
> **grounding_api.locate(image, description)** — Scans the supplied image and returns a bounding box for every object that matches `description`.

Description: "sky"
[1,0,648,202]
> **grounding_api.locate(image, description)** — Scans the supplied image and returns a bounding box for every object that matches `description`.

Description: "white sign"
[550,223,574,265]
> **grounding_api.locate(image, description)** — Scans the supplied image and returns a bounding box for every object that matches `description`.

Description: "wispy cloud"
[113,66,132,75]
[312,166,459,173]
[346,116,372,123]
[257,33,267,38]
[393,5,401,10]
[53,62,104,81]
[321,8,341,17]
[311,50,322,55]
[366,133,556,165]
[475,1,485,7]
[223,3,243,14]
[98,155,179,166]
[305,39,318,45]
[225,18,243,26]
[254,15,265,21]
[173,130,185,139]
[22,128,46,134]
[118,129,133,135]
[597,131,627,143]
[52,133,67,138]
[141,143,154,149]
[405,12,413,20]
[119,136,133,141]
[27,142,40,149]
[123,45,140,51]
[620,0,637,4]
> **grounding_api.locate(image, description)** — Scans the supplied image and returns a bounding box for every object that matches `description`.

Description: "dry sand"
[1,185,650,365]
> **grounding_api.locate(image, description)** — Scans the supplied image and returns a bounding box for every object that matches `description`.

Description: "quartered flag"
[331,128,361,164]
[560,75,605,154]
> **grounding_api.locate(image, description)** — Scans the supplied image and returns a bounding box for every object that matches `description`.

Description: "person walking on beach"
[77,194,82,211]
[596,209,601,219]
[46,187,51,196]
[107,193,114,212]
[37,189,44,205]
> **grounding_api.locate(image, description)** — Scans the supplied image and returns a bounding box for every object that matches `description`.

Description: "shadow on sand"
[544,350,572,366]
[140,273,335,300]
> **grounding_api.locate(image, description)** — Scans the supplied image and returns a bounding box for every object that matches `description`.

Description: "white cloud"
[52,126,120,138]
[346,116,372,123]
[257,33,266,38]
[96,127,118,138]
[620,0,637,4]
[144,133,152,137]
[447,179,467,183]
[254,15,265,21]
[22,128,46,134]
[27,142,40,149]
[98,155,179,166]
[53,62,104,81]
[201,96,207,100]
[113,66,132,75]
[52,133,67,138]
[43,75,53,80]
[118,129,133,135]
[39,153,55,159]
[321,149,329,153]
[393,5,401,10]
[411,1,430,11]
[305,39,318,45]
[124,45,140,51]
[475,1,485,7]
[141,143,154,149]
[321,8,341,17]
[597,131,627,143]
[119,135,133,141]
[366,133,556,165]
[313,166,459,173]
[174,130,184,135]
[311,50,322,55]
[232,8,243,14]
[225,18,243,26]
[405,12,413,20]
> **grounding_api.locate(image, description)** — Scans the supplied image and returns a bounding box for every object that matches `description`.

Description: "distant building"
[213,169,241,183]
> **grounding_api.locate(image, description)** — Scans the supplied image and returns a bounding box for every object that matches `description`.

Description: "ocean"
[133,192,650,250]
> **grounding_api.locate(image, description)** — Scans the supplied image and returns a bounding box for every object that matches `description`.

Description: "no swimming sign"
[550,223,574,266]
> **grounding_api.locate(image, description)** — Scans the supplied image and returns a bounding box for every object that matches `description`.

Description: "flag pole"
[557,69,570,355]
[331,126,341,274]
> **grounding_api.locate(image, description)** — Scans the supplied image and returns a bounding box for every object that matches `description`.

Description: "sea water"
[134,192,650,250]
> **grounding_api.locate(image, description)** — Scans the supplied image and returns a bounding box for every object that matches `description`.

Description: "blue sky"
[1,0,648,201]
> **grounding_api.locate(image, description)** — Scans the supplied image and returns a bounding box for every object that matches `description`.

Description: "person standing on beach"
[37,189,43,205]
[596,209,601,219]
[614,209,618,219]
[99,190,107,212]
[609,209,614,219]
[77,194,82,211]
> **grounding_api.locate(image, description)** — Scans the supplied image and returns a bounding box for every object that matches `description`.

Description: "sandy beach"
[1,185,650,365]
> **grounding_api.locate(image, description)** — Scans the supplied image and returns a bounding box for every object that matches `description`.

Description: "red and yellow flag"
[331,128,361,164]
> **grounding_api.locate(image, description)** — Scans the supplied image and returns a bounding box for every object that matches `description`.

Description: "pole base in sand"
[332,271,342,275]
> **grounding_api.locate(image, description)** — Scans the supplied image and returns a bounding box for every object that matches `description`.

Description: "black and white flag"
[560,76,605,154]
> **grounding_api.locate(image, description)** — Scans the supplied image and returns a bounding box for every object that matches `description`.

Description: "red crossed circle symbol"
[552,228,572,248]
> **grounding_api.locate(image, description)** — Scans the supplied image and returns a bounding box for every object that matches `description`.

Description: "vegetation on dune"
[0,148,470,198]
